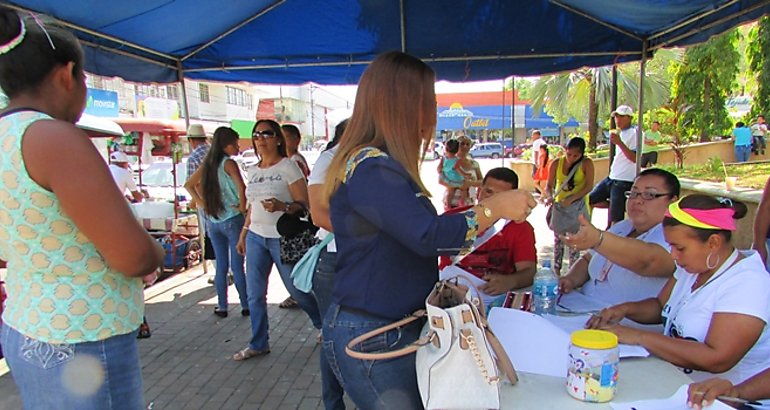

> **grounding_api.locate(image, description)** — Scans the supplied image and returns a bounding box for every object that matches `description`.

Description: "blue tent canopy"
[6,0,769,84]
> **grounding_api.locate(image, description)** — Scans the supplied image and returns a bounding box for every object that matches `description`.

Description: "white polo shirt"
[609,127,638,182]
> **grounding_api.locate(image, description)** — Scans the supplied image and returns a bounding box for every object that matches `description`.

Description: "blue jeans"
[245,232,321,350]
[322,304,424,410]
[589,177,633,225]
[735,144,751,163]
[207,214,248,311]
[312,249,345,410]
[1,325,143,410]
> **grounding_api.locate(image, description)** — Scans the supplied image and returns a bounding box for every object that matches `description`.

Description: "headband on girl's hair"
[665,199,736,231]
[0,16,26,55]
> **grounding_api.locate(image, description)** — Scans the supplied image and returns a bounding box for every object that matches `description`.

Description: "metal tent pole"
[636,41,648,176]
[608,65,618,227]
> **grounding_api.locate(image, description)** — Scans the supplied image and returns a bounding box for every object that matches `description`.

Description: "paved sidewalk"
[0,202,608,409]
[0,264,344,410]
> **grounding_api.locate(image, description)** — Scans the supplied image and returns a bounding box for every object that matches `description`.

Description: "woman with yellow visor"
[587,194,770,385]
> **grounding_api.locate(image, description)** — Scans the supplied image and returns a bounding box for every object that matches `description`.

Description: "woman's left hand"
[602,324,643,345]
[261,198,285,213]
[560,214,601,251]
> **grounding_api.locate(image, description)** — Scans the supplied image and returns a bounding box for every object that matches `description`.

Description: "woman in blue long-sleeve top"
[320,51,536,409]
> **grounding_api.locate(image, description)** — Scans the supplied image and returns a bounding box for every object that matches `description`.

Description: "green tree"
[747,16,770,118]
[529,49,678,149]
[671,29,740,142]
[505,77,535,101]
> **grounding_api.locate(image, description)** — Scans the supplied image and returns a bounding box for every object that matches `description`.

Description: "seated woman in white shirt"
[559,168,679,307]
[588,195,770,384]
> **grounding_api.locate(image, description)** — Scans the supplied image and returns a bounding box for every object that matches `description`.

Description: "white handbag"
[346,280,517,410]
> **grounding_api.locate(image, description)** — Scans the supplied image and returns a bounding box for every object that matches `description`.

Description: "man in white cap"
[589,105,638,225]
[109,151,143,202]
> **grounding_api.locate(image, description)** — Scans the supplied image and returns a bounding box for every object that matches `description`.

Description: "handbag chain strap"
[552,158,583,200]
[461,330,499,384]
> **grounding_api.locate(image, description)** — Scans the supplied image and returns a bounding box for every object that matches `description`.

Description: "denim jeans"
[553,233,580,274]
[1,324,143,410]
[245,232,321,350]
[589,177,633,225]
[322,304,424,410]
[735,144,751,163]
[312,249,345,410]
[207,213,248,311]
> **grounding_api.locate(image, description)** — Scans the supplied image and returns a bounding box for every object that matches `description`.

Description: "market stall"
[107,118,202,273]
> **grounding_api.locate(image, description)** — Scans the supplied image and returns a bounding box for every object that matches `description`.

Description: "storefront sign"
[85,88,119,117]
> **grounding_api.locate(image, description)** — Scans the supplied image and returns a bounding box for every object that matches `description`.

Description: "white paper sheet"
[544,314,650,358]
[610,384,734,410]
[488,308,649,378]
[556,291,609,314]
[488,308,570,377]
[439,265,496,307]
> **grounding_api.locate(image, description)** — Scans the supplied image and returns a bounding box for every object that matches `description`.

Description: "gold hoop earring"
[705,252,720,270]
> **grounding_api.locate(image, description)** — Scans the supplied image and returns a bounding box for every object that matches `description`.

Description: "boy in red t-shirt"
[440,168,537,296]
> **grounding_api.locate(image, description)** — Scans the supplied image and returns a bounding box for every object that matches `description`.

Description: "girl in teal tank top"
[184,127,249,317]
[546,137,595,274]
[0,6,164,408]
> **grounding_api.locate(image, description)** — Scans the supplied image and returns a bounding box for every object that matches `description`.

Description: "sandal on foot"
[137,318,151,339]
[232,347,270,361]
[278,297,298,309]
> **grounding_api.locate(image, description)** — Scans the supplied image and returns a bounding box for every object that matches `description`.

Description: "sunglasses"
[252,130,277,139]
[624,191,671,201]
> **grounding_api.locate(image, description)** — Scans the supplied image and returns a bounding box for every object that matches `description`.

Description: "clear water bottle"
[532,259,559,315]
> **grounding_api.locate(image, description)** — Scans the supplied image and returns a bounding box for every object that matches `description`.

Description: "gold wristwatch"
[480,204,493,218]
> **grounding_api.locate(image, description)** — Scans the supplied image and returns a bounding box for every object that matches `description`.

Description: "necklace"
[664,249,740,336]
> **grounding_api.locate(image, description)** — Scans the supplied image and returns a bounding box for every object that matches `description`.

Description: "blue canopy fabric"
[7,0,770,84]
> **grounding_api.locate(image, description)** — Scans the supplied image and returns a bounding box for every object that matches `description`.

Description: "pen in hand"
[690,391,763,407]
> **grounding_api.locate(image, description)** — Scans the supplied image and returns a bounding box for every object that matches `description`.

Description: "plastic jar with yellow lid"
[566,329,619,402]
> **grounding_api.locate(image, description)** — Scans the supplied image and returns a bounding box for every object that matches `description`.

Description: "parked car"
[505,143,531,158]
[469,142,504,159]
[139,158,190,202]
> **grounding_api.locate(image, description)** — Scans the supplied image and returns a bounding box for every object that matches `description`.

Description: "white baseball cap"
[110,151,129,163]
[612,105,634,117]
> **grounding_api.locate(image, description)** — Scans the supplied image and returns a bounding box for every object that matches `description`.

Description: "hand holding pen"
[687,377,761,410]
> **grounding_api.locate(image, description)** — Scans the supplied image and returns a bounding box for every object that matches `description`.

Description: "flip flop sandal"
[232,347,270,361]
[278,297,299,309]
[137,319,151,339]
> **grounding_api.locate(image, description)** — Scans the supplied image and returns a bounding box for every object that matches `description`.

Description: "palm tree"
[529,49,680,149]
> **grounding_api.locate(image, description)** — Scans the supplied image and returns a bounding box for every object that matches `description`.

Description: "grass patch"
[659,161,770,190]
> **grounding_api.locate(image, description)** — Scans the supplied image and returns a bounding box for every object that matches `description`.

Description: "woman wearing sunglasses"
[559,168,679,307]
[233,119,321,361]
[588,195,770,386]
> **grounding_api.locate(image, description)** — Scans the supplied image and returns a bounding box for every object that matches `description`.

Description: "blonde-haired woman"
[321,51,536,408]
